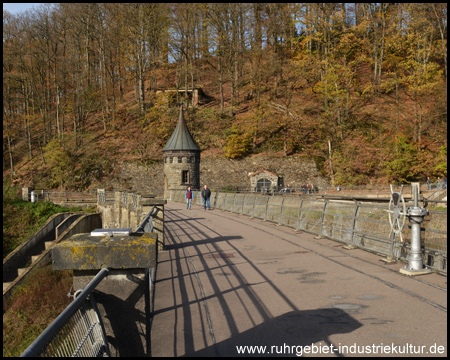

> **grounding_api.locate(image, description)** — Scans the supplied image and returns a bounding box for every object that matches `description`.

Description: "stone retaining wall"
[100,155,329,192]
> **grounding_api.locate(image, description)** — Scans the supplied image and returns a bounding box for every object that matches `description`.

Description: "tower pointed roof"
[163,107,200,152]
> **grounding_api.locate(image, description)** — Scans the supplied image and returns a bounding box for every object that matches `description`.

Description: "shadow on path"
[190,308,361,357]
[152,203,363,357]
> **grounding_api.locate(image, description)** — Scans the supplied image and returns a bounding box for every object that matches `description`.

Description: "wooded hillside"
[3,3,447,190]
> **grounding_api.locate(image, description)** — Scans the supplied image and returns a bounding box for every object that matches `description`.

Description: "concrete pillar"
[127,192,136,229]
[114,191,122,228]
[52,232,158,357]
[97,189,105,205]
[22,187,32,201]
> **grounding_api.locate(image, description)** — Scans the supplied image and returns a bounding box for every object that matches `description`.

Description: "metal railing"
[29,190,98,203]
[21,268,111,357]
[213,183,447,199]
[169,190,447,274]
[425,189,447,202]
[135,206,157,233]
[97,190,115,203]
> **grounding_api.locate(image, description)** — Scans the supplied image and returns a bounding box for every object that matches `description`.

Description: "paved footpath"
[150,202,447,357]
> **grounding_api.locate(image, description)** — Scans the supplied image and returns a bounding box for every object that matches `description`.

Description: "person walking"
[185,186,194,210]
[427,177,431,190]
[201,184,211,210]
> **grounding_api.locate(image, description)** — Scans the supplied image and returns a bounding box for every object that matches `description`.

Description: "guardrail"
[168,190,447,274]
[214,184,447,199]
[21,268,111,357]
[28,190,98,203]
[135,206,157,233]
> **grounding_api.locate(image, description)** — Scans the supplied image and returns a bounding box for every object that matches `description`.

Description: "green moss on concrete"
[52,233,157,270]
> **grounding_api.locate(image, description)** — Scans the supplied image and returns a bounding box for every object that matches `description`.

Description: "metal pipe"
[404,185,429,272]
[414,184,419,207]
[21,267,110,357]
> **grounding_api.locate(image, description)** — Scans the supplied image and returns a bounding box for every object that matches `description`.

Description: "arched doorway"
[256,178,271,193]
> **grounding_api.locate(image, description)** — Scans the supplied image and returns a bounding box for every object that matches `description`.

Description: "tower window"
[182,170,189,184]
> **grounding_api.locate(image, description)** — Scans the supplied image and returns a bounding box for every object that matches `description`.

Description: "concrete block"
[72,269,152,356]
[52,232,158,270]
[399,266,432,276]
[22,187,32,201]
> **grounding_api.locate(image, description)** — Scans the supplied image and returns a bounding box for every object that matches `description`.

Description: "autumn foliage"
[3,3,447,188]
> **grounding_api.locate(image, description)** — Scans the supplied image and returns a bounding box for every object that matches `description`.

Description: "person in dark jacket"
[201,185,211,210]
[185,186,194,210]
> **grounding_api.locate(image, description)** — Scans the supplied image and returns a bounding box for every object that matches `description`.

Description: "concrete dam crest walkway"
[151,202,447,357]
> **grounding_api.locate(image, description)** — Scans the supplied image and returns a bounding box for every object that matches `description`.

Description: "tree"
[2,3,447,187]
[399,3,444,144]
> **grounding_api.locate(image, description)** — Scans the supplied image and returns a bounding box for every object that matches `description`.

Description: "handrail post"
[278,197,285,225]
[319,199,328,237]
[295,198,304,231]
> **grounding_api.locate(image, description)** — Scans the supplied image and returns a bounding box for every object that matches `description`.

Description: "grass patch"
[3,183,84,258]
[433,206,447,211]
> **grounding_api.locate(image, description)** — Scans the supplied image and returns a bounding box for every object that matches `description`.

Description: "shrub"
[224,126,253,159]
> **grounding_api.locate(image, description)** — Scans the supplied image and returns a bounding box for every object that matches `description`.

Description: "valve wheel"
[388,195,406,235]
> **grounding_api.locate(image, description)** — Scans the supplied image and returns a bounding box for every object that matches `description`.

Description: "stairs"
[3,213,102,299]
[3,213,103,300]
[3,240,57,294]
[3,282,12,292]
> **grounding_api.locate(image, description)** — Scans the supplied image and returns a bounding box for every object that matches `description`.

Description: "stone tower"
[163,107,201,197]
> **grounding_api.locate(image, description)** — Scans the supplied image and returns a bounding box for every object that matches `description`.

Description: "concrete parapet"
[232,193,245,213]
[52,232,157,270]
[267,195,283,221]
[97,202,115,228]
[242,194,256,216]
[52,231,157,357]
[215,191,226,209]
[22,187,32,201]
[167,189,447,273]
[55,214,83,239]
[98,192,166,242]
[79,268,152,356]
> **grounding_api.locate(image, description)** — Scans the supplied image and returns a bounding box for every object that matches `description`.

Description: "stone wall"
[102,155,329,192]
[97,191,166,251]
[163,149,201,192]
[200,156,328,190]
[249,170,280,191]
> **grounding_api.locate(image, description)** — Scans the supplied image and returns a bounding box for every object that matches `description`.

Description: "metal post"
[400,185,431,275]
[251,194,257,218]
[346,201,360,249]
[295,198,304,232]
[278,197,285,225]
[263,196,269,221]
[319,200,328,237]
